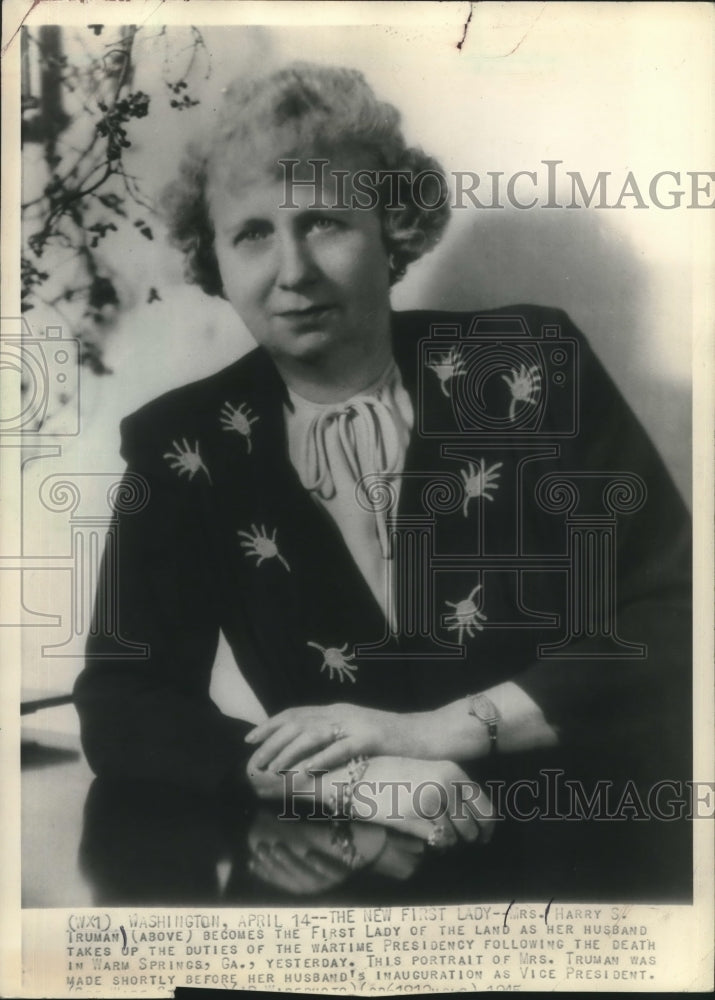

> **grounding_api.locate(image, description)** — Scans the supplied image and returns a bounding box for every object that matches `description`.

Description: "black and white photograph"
[2,1,713,995]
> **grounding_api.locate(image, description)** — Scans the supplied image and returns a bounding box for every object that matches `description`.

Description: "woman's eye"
[234,225,271,246]
[308,217,341,233]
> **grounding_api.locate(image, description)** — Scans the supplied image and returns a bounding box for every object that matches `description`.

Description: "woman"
[75,63,691,851]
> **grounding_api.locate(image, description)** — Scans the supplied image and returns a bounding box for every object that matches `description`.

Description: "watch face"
[470,695,499,723]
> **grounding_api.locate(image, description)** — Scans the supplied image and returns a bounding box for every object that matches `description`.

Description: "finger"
[247,706,332,745]
[254,843,307,884]
[245,711,292,745]
[249,725,302,771]
[447,808,480,844]
[408,778,461,847]
[246,761,287,799]
[398,815,456,846]
[270,843,332,885]
[249,852,309,894]
[454,781,496,844]
[302,738,357,775]
[382,827,425,856]
[371,838,422,880]
[445,780,481,845]
[374,812,447,845]
[247,855,276,887]
[471,786,497,845]
[349,822,388,863]
[426,817,459,850]
[303,847,352,880]
[248,843,293,881]
[269,842,313,874]
[271,728,340,774]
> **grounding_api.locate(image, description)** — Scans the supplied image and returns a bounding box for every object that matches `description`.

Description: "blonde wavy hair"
[161,62,451,296]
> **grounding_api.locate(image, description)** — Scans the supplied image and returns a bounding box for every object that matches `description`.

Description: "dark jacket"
[75,306,692,794]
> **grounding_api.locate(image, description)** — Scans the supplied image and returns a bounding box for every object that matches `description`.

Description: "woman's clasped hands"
[245,702,426,774]
[245,704,495,848]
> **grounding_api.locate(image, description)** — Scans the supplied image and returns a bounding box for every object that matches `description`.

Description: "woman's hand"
[348,756,495,848]
[248,840,347,896]
[245,683,560,780]
[246,752,495,848]
[246,808,388,895]
[245,703,428,776]
[370,828,425,880]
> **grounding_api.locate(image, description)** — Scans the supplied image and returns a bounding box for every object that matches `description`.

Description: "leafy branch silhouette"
[21,25,209,372]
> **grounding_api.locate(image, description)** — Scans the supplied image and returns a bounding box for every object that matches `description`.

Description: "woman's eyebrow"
[293,205,351,219]
[219,215,272,236]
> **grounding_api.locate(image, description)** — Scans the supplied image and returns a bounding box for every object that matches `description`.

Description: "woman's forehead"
[209,115,379,178]
[209,140,375,200]
[207,161,365,219]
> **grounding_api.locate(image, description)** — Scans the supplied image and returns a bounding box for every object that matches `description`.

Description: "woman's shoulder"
[392,303,576,340]
[391,304,585,385]
[119,345,277,444]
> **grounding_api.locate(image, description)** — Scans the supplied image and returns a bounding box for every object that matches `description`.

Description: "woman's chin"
[271,324,344,363]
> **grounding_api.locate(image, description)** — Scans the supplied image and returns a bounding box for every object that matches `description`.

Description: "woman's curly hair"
[161,62,451,297]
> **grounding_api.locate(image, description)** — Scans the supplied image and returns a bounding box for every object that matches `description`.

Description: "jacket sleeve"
[73,409,255,794]
[511,310,691,774]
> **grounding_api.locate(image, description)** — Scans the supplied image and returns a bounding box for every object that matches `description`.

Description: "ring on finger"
[331,723,346,742]
[427,821,451,849]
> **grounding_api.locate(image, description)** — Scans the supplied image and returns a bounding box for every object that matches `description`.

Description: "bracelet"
[327,757,370,869]
[468,693,501,756]
[327,755,370,820]
[329,821,362,869]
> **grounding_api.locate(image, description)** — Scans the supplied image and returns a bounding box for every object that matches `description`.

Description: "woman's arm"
[406,682,558,759]
[245,682,556,775]
[74,407,254,794]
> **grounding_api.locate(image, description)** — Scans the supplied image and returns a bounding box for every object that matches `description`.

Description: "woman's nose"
[275,234,317,289]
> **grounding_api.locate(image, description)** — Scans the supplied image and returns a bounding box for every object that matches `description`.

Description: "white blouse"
[284,359,414,628]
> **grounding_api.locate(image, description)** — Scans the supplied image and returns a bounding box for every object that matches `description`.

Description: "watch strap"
[468,693,501,755]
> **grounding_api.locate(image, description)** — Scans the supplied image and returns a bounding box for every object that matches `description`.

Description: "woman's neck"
[275,336,395,404]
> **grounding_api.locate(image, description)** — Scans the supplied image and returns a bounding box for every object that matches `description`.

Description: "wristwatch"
[468,693,501,756]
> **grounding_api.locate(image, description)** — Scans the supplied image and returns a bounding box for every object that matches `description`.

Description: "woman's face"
[209,165,392,373]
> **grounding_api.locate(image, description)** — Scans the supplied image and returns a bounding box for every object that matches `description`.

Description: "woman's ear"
[386,247,407,286]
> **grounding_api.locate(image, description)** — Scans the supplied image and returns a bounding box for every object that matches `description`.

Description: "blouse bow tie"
[286,361,414,559]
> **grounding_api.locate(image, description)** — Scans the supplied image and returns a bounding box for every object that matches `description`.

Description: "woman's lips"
[276,304,336,318]
[274,304,337,326]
